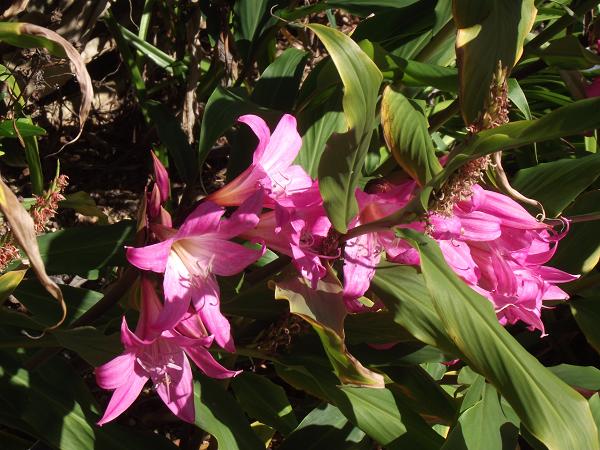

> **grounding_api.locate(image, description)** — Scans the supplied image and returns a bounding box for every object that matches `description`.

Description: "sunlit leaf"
[310,24,383,233]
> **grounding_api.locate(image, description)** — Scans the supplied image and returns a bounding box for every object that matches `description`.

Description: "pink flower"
[343,181,418,311]
[433,185,577,333]
[206,114,312,207]
[126,191,264,351]
[242,182,335,288]
[95,278,239,426]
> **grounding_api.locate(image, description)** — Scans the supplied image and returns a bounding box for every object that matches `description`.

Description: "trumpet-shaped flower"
[343,181,418,311]
[96,278,239,426]
[242,182,335,288]
[434,185,577,333]
[126,191,264,351]
[206,114,312,207]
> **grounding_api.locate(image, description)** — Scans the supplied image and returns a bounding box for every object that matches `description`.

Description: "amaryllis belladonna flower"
[95,278,239,426]
[126,191,264,351]
[206,114,312,207]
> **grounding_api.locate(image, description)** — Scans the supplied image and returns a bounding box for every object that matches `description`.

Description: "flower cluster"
[96,114,576,424]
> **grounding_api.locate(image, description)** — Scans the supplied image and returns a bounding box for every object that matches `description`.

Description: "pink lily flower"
[438,185,577,333]
[95,278,239,426]
[343,181,419,311]
[206,114,312,207]
[242,182,335,288]
[126,191,264,351]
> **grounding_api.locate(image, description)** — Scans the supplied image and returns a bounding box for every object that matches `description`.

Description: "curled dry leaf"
[1,0,29,19]
[0,176,66,331]
[19,23,93,147]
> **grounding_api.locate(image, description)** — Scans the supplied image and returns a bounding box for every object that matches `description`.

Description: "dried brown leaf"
[0,176,66,331]
[1,0,29,19]
[20,23,93,148]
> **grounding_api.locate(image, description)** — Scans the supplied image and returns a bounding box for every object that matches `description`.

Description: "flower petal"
[177,201,225,238]
[151,151,170,204]
[186,346,241,379]
[192,276,235,352]
[156,255,193,331]
[177,237,263,276]
[126,239,173,273]
[205,165,266,207]
[136,277,164,339]
[239,114,270,163]
[155,353,195,423]
[95,353,135,390]
[120,316,148,348]
[218,190,263,239]
[343,233,380,308]
[97,370,148,426]
[256,114,302,175]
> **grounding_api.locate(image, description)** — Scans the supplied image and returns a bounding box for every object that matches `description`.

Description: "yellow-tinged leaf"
[0,177,66,330]
[274,273,384,388]
[454,0,537,124]
[0,269,27,303]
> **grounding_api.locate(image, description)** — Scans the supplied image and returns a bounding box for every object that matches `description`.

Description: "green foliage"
[3,1,600,448]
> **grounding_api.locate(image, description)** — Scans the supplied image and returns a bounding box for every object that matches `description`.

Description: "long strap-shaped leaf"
[311,23,382,233]
[439,96,600,186]
[395,229,599,450]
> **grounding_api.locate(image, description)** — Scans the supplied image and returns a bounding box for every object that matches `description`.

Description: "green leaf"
[12,280,103,328]
[337,385,444,449]
[440,97,600,184]
[37,221,135,279]
[278,403,369,450]
[232,372,298,435]
[512,154,600,217]
[442,383,518,450]
[535,35,600,70]
[53,327,121,366]
[0,119,46,138]
[252,48,309,111]
[194,376,264,450]
[553,191,600,274]
[371,265,456,353]
[570,297,600,355]
[359,40,458,91]
[197,86,265,168]
[275,356,442,449]
[344,311,415,345]
[115,23,186,76]
[309,23,383,233]
[0,349,178,450]
[0,270,26,303]
[590,394,600,442]
[394,229,599,450]
[381,85,442,186]
[507,78,532,119]
[548,364,600,391]
[60,191,109,224]
[383,365,457,424]
[454,0,537,124]
[144,100,197,183]
[296,88,345,178]
[274,273,384,387]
